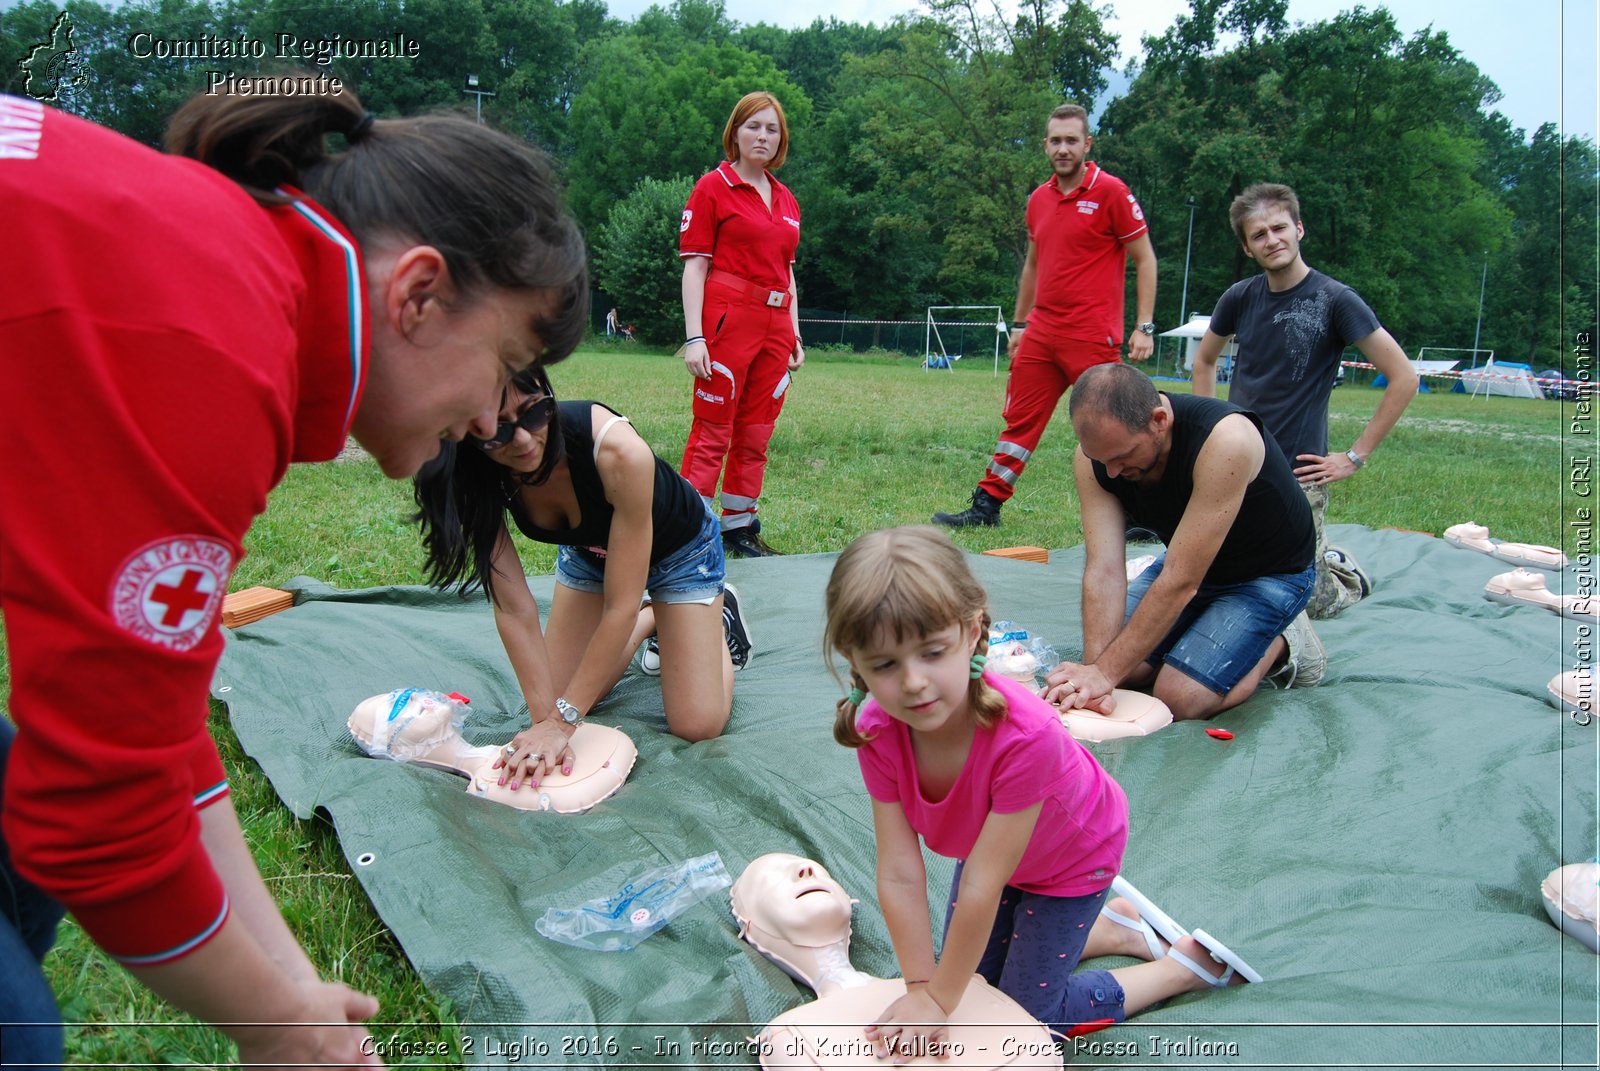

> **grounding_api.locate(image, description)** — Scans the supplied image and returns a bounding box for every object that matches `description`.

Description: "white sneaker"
[640,635,660,676]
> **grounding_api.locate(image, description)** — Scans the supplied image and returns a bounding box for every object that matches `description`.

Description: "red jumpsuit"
[0,97,366,963]
[678,161,800,531]
[980,162,1148,503]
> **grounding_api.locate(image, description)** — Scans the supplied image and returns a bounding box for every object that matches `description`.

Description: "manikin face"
[849,619,981,741]
[734,106,783,170]
[732,853,854,947]
[1076,411,1166,485]
[1240,206,1305,273]
[1044,115,1091,185]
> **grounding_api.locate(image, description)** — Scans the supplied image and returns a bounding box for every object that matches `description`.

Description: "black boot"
[723,521,780,558]
[933,487,1002,528]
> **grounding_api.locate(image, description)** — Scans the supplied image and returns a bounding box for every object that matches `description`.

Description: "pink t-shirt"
[856,673,1128,896]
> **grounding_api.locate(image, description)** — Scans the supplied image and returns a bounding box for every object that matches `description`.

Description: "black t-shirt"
[1092,394,1314,585]
[507,401,704,567]
[1209,268,1381,462]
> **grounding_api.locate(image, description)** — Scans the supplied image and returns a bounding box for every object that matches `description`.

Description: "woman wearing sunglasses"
[414,368,751,785]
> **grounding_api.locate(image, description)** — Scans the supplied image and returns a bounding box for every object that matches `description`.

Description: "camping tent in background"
[1158,316,1236,380]
[1454,359,1545,398]
[1376,358,1461,393]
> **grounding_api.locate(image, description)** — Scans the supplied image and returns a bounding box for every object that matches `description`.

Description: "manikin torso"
[731,853,1064,1070]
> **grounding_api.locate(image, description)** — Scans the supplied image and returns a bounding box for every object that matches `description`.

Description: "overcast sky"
[605,0,1598,141]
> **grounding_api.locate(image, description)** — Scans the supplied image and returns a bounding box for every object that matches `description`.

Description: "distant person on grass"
[412,366,752,783]
[678,91,805,558]
[0,88,586,1069]
[1190,183,1418,619]
[1045,365,1326,722]
[934,102,1157,528]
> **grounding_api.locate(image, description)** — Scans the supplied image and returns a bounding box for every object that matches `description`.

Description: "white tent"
[1159,315,1236,373]
[1457,359,1545,399]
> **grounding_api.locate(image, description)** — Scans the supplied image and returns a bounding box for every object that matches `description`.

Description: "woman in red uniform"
[0,86,585,1070]
[678,91,805,558]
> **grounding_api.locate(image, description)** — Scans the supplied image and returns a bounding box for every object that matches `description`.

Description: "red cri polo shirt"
[1026,161,1148,346]
[0,97,365,966]
[679,160,801,290]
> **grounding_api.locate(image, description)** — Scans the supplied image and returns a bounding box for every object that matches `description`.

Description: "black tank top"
[1092,393,1313,585]
[507,401,704,566]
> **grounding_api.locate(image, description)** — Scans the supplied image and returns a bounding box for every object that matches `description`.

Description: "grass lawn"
[12,346,1585,1065]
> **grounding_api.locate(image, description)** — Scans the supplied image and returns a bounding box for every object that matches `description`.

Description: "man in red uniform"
[934,103,1157,527]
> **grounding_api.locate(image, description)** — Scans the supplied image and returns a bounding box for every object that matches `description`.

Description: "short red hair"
[722,91,789,171]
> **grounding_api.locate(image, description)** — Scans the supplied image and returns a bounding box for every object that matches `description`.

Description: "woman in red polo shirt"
[678,91,804,558]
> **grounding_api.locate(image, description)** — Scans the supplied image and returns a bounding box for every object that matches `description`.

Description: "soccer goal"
[924,306,1005,376]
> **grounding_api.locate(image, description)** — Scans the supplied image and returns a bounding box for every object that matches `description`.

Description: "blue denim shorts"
[555,502,725,604]
[1126,554,1316,694]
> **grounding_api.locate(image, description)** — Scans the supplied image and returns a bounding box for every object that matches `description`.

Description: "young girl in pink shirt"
[824,526,1259,1059]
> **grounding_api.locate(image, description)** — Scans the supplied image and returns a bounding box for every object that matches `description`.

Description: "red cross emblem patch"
[110,536,234,651]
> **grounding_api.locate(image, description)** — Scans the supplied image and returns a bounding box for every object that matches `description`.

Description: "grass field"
[13,346,1587,1065]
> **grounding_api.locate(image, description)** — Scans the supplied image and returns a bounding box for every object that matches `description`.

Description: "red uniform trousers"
[978,331,1119,503]
[680,275,795,531]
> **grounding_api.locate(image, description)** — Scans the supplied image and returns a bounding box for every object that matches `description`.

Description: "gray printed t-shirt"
[1207,268,1381,462]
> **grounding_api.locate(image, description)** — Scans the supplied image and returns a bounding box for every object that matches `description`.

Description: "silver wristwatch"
[554,697,582,725]
[1137,321,1156,336]
[1345,449,1365,470]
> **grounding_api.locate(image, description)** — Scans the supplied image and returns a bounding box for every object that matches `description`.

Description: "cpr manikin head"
[349,688,471,763]
[733,853,1063,1070]
[1543,862,1600,953]
[731,853,869,993]
[347,688,637,815]
[732,853,855,947]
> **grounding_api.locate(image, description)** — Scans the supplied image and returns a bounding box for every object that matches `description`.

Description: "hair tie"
[847,687,867,706]
[969,654,987,679]
[348,111,377,143]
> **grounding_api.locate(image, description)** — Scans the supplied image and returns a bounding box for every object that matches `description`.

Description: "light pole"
[1179,195,1198,327]
[463,74,495,123]
[1471,251,1488,370]
[1175,195,1198,378]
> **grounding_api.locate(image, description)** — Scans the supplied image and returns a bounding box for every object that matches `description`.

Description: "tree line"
[6,0,1593,371]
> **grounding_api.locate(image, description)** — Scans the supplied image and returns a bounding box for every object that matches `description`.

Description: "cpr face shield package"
[536,852,733,952]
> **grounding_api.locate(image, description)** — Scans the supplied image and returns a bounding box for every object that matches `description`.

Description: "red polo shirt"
[1026,161,1148,345]
[0,98,365,964]
[679,160,801,290]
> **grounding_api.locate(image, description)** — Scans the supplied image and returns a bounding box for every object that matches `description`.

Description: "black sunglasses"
[473,394,555,450]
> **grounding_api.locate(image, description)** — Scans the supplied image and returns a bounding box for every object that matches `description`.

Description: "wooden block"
[221,586,294,628]
[982,545,1049,564]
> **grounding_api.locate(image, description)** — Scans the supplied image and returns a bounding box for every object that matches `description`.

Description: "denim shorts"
[1125,554,1316,694]
[555,502,725,604]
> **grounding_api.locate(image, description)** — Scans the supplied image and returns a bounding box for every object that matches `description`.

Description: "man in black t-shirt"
[1191,183,1418,619]
[1043,364,1323,722]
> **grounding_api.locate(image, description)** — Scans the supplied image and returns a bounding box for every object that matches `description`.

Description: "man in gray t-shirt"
[1191,183,1418,619]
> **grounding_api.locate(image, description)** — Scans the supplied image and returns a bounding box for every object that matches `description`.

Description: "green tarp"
[216,526,1597,1068]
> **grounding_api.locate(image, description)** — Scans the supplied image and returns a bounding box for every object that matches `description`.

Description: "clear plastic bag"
[988,622,1058,693]
[349,688,469,763]
[535,852,732,952]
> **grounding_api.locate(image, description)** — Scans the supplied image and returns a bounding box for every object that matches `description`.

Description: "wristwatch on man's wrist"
[1345,449,1366,470]
[554,697,582,725]
[1136,321,1156,336]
